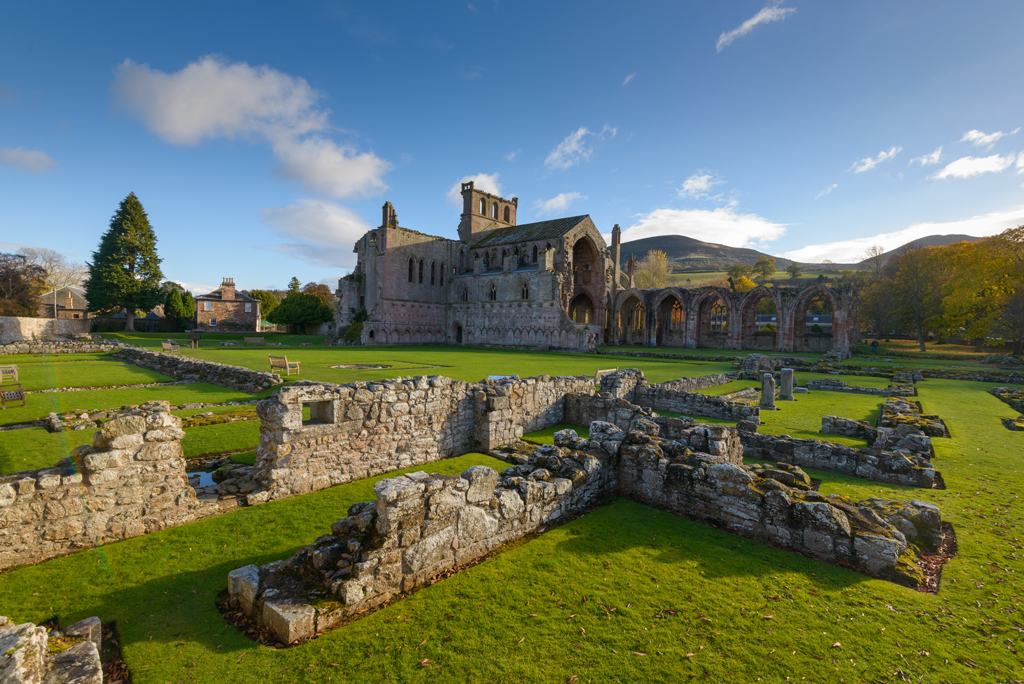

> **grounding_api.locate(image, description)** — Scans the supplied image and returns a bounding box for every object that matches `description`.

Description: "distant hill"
[619,234,794,272]
[866,234,983,264]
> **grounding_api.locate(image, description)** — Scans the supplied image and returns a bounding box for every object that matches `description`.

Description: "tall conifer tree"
[86,193,164,332]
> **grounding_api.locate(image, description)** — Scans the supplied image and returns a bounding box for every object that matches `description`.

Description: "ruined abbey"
[334,181,858,353]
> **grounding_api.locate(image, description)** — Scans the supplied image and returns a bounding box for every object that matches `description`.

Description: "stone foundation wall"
[820,415,877,440]
[0,339,116,355]
[653,373,733,393]
[739,430,938,488]
[0,401,208,570]
[0,316,91,345]
[115,347,283,393]
[254,374,596,500]
[599,368,759,423]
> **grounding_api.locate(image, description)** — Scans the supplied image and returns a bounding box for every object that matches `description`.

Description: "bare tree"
[860,244,887,281]
[18,247,88,318]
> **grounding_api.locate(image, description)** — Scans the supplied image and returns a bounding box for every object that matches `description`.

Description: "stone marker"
[779,368,795,401]
[760,373,776,410]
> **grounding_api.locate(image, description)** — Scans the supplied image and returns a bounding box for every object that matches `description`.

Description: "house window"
[245,303,252,313]
[203,301,212,311]
[359,296,365,308]
[210,318,218,326]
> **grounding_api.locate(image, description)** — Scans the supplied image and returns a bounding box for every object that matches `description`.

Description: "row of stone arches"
[365,327,446,345]
[407,257,446,287]
[448,322,591,350]
[608,284,856,352]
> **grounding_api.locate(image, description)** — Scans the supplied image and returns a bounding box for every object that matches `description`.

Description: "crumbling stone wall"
[0,316,92,345]
[0,401,208,570]
[0,615,102,683]
[115,347,282,393]
[599,368,759,423]
[0,339,117,355]
[878,397,949,437]
[473,375,596,448]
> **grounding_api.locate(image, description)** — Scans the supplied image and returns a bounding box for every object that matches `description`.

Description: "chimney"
[220,277,236,301]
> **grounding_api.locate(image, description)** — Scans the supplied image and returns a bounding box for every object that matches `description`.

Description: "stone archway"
[739,287,780,351]
[617,294,646,345]
[569,293,595,325]
[452,322,463,344]
[655,292,685,347]
[793,288,837,352]
[696,292,729,349]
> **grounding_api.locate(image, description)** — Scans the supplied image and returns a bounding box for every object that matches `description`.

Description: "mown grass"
[1,373,1023,679]
[94,332,328,349]
[5,358,173,392]
[522,424,591,445]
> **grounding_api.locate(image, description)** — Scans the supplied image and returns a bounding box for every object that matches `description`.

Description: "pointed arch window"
[440,262,445,286]
[479,198,485,214]
[492,202,498,218]
[408,257,414,282]
[430,262,436,285]
[488,284,497,301]
[521,282,529,300]
[532,245,538,262]
[504,206,510,222]
[418,259,424,284]
[460,286,469,302]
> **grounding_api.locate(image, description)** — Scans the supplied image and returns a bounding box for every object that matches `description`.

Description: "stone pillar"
[760,373,776,410]
[779,368,795,401]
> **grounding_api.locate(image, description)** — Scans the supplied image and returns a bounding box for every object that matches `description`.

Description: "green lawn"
[0,376,1023,680]
[94,332,329,349]
[7,358,173,392]
[522,424,591,445]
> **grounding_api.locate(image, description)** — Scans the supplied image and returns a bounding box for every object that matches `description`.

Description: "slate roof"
[470,215,590,249]
[196,288,256,302]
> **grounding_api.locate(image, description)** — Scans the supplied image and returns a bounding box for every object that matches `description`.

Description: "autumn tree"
[245,289,280,318]
[19,247,88,317]
[0,253,46,316]
[785,263,803,279]
[752,255,776,281]
[727,264,750,279]
[731,275,757,292]
[303,281,336,308]
[85,193,164,332]
[891,244,944,352]
[634,249,672,289]
[860,245,887,281]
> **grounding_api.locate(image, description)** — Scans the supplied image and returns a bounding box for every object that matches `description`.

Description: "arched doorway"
[617,295,645,345]
[453,322,463,344]
[569,293,595,324]
[740,288,779,350]
[571,236,599,287]
[656,294,685,347]
[697,293,729,349]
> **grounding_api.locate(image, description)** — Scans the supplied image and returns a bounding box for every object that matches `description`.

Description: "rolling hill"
[619,234,794,271]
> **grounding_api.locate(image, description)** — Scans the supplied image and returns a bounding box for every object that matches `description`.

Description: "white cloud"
[544,124,617,171]
[609,207,787,249]
[678,172,723,199]
[504,149,521,161]
[170,280,219,296]
[815,183,838,199]
[534,192,587,216]
[0,147,56,173]
[960,128,1019,149]
[781,205,1024,263]
[911,147,942,166]
[111,55,388,200]
[849,146,902,173]
[1018,154,1024,174]
[446,173,503,205]
[931,153,1017,179]
[622,73,637,86]
[259,199,372,268]
[463,67,483,80]
[716,2,796,52]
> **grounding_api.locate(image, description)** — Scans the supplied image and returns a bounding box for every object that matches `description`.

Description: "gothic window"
[492,202,498,218]
[479,198,485,214]
[632,305,645,330]
[532,245,538,262]
[488,284,497,301]
[408,257,414,282]
[672,301,684,331]
[418,259,424,284]
[459,250,465,270]
[440,262,445,286]
[431,262,436,285]
[460,286,468,302]
[504,206,510,222]
[710,300,728,333]
[521,283,529,300]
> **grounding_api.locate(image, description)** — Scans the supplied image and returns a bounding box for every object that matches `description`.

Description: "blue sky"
[2,1,1023,293]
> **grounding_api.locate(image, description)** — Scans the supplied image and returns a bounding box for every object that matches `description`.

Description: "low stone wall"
[920,368,1024,384]
[878,397,949,438]
[739,430,939,488]
[991,387,1024,414]
[0,615,103,683]
[820,415,877,441]
[115,347,282,393]
[0,339,117,355]
[254,374,597,501]
[599,368,759,423]
[0,316,91,345]
[229,417,945,643]
[653,373,732,393]
[806,378,915,398]
[0,401,209,570]
[597,350,743,363]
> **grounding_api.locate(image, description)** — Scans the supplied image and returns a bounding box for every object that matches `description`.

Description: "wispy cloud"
[849,146,902,173]
[960,128,1019,149]
[544,124,617,171]
[504,149,521,161]
[678,172,724,199]
[463,66,484,80]
[782,205,1024,262]
[0,147,57,173]
[111,55,389,200]
[534,192,587,216]
[609,207,787,249]
[911,147,942,166]
[815,183,838,199]
[446,173,502,205]
[932,153,1017,179]
[622,73,637,86]
[716,2,796,52]
[260,199,371,268]
[169,280,219,296]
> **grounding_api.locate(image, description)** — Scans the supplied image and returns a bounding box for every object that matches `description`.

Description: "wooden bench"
[269,355,300,376]
[0,384,25,409]
[0,365,18,383]
[161,341,180,354]
[244,337,266,346]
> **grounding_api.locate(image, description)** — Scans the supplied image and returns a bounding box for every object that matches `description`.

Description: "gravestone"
[760,373,776,410]
[779,368,795,401]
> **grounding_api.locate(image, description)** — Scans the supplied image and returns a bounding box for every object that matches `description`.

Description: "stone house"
[36,286,89,319]
[194,278,261,332]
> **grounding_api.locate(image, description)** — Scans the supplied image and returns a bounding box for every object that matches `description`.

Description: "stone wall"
[739,430,939,488]
[253,374,596,500]
[229,417,943,643]
[0,401,208,571]
[820,415,877,440]
[0,316,91,345]
[0,339,116,356]
[598,368,758,423]
[0,615,102,683]
[114,347,282,393]
[652,373,733,393]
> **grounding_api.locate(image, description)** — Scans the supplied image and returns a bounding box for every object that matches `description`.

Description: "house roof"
[470,215,590,249]
[196,288,257,302]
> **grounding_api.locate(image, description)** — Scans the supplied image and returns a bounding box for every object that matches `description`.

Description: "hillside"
[619,234,794,271]
[868,233,982,263]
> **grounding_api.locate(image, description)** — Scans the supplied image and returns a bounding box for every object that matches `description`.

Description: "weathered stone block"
[262,599,315,644]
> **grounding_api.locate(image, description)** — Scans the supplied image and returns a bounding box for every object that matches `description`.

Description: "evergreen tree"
[287,277,301,294]
[246,289,280,318]
[165,288,185,321]
[181,291,196,327]
[85,193,164,332]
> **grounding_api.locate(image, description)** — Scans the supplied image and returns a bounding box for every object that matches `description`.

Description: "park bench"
[0,384,25,409]
[0,365,18,383]
[269,355,301,376]
[244,337,266,346]
[162,341,180,354]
